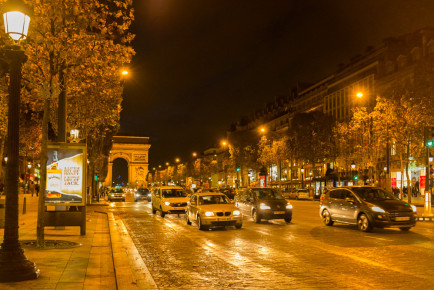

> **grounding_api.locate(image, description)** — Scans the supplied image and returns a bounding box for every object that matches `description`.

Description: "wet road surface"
[108,200,434,289]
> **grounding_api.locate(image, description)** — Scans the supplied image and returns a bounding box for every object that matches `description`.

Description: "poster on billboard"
[46,143,86,206]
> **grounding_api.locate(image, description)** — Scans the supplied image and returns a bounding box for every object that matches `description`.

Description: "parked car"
[290,188,310,200]
[135,188,150,202]
[235,187,292,223]
[319,186,417,232]
[108,187,125,202]
[186,192,243,230]
[152,186,189,217]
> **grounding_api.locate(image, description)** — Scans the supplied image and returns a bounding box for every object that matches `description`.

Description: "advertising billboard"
[46,143,87,206]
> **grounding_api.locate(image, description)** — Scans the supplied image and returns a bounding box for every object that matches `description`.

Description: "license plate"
[274,211,285,215]
[395,216,410,221]
[217,218,230,221]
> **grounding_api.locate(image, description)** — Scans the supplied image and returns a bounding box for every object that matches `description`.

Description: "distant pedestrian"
[30,181,35,197]
[35,183,40,197]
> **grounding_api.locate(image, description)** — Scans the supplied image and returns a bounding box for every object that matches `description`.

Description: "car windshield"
[199,195,230,205]
[110,188,123,193]
[252,189,284,200]
[352,188,397,201]
[137,188,149,194]
[162,189,187,198]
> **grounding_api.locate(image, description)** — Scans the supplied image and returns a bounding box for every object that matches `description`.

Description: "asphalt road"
[108,200,434,289]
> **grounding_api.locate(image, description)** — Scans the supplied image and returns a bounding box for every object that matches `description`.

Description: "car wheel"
[322,209,334,226]
[357,213,373,232]
[235,223,242,229]
[253,210,261,223]
[284,217,292,223]
[197,215,208,230]
[186,214,192,225]
[160,207,166,218]
[399,227,411,231]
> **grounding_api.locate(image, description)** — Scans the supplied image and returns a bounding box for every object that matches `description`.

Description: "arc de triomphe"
[104,136,151,188]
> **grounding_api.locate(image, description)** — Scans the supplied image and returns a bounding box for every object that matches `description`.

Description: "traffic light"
[353,175,359,181]
[425,126,434,147]
[236,165,241,172]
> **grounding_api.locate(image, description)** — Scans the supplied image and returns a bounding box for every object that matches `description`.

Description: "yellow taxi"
[185,192,243,230]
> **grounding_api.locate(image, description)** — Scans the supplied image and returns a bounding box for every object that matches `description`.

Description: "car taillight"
[319,195,325,204]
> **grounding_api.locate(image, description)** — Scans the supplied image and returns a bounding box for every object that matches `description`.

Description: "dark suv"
[319,186,417,232]
[235,187,292,223]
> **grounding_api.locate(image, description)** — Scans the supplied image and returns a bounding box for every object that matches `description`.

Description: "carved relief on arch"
[110,152,132,164]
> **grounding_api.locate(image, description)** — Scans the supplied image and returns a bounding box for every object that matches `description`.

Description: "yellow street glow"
[356,92,363,98]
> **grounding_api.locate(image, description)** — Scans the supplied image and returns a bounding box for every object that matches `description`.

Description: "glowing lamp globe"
[2,0,32,41]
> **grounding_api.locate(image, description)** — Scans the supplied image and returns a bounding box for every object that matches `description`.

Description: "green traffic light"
[354,176,358,180]
[236,167,241,172]
[427,140,434,147]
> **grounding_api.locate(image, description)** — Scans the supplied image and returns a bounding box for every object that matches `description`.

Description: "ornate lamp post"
[0,0,39,282]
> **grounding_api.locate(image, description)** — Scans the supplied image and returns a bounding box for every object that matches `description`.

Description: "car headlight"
[135,194,140,197]
[371,206,385,213]
[233,210,241,216]
[111,194,115,197]
[410,205,417,212]
[122,194,125,197]
[260,203,271,210]
[204,212,214,217]
[286,204,293,209]
[148,193,152,197]
[164,201,171,206]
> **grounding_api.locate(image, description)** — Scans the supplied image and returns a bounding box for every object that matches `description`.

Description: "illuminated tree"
[17,0,134,247]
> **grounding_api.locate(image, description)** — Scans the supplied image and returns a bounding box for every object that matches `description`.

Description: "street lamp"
[0,0,39,282]
[70,128,79,142]
[300,167,304,189]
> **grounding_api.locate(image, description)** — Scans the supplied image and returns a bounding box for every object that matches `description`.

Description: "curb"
[107,212,157,289]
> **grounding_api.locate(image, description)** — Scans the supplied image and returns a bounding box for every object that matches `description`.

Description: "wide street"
[107,199,434,289]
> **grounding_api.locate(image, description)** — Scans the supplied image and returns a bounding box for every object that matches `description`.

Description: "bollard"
[23,197,26,214]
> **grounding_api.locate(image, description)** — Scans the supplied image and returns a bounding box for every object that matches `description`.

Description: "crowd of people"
[0,180,40,196]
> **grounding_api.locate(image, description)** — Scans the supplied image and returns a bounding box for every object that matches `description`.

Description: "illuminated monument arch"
[104,136,151,188]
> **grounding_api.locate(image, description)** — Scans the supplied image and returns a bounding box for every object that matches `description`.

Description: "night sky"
[119,0,434,167]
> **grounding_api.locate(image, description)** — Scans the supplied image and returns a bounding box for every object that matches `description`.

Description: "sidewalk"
[0,194,157,289]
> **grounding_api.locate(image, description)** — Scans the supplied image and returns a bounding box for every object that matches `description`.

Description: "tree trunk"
[36,97,50,248]
[0,138,4,182]
[406,142,412,204]
[399,152,404,196]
